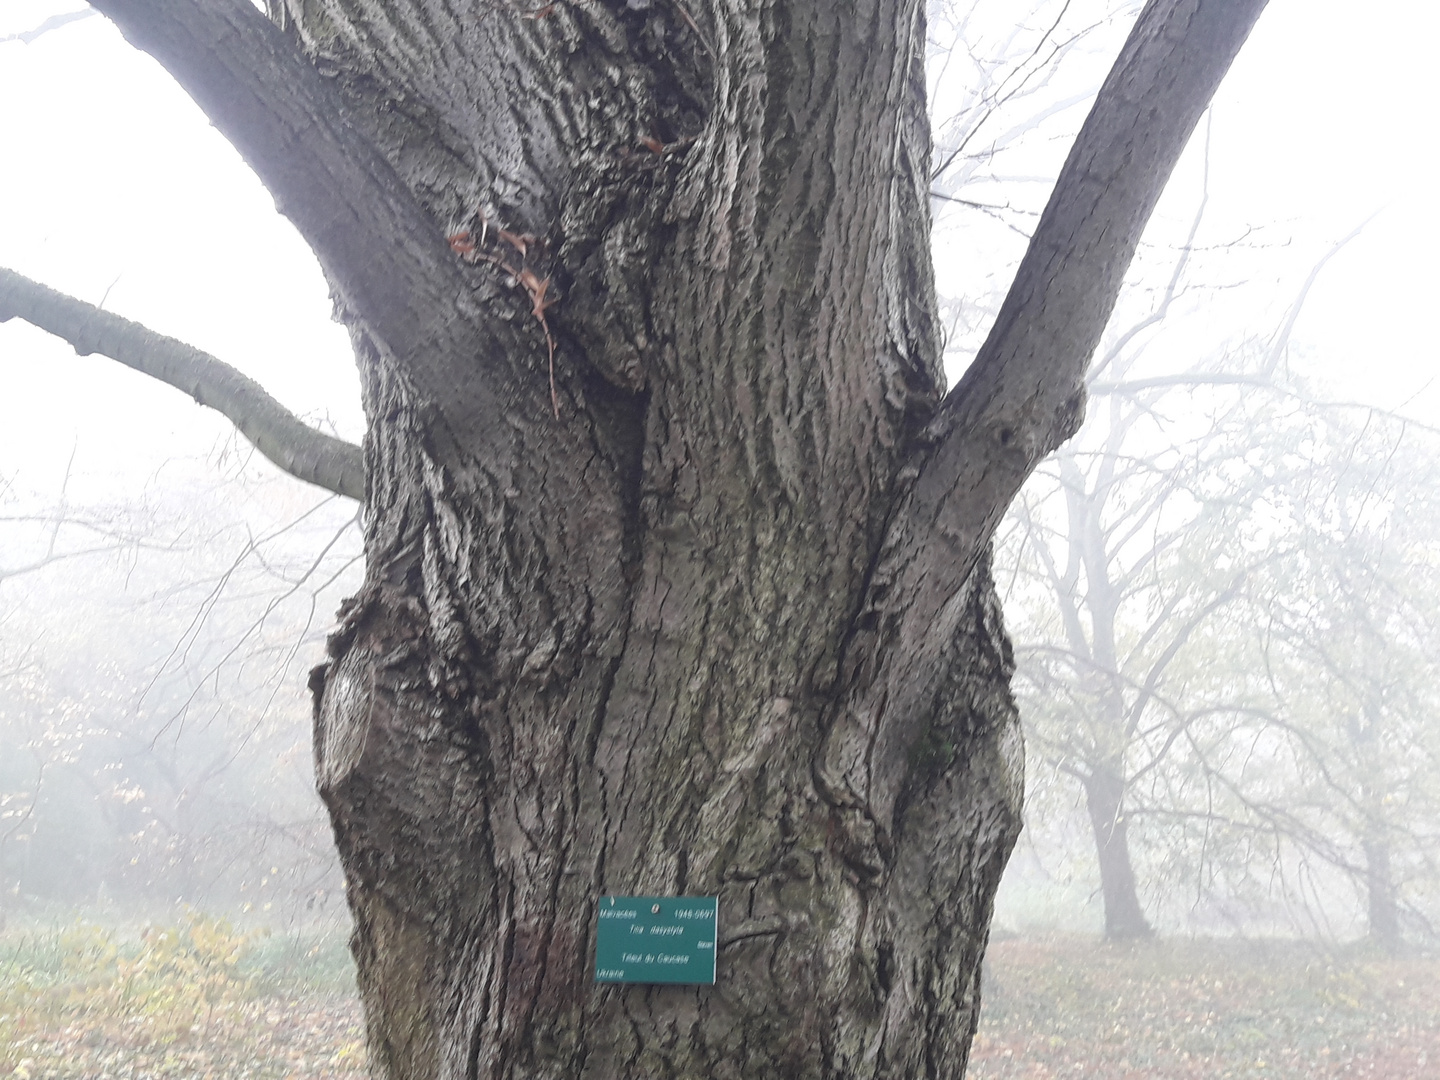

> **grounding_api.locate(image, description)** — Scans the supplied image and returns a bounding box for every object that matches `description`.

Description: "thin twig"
[671,0,715,58]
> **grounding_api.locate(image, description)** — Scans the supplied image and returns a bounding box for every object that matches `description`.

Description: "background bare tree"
[1202,410,1440,945]
[999,306,1440,943]
[0,454,360,924]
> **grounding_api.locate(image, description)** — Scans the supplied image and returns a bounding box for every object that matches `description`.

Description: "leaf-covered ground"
[970,936,1439,1079]
[2,915,366,1080]
[6,997,365,1080]
[6,923,1438,1078]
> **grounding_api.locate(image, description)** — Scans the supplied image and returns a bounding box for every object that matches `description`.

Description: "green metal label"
[594,896,718,985]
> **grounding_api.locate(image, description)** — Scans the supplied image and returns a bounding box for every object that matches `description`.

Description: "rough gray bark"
[55,0,1268,1076]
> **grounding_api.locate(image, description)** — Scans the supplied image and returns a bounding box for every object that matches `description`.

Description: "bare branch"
[1089,108,1214,383]
[876,0,1270,641]
[1262,211,1379,373]
[0,267,364,500]
[921,0,1269,563]
[820,1,1269,826]
[0,9,97,45]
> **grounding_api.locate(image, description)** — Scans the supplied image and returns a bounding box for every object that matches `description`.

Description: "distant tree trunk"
[1072,467,1154,941]
[1353,703,1400,948]
[1082,763,1153,939]
[30,0,1269,1074]
[1362,837,1399,947]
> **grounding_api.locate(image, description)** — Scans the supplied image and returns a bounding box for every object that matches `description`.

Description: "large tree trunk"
[47,0,1270,1075]
[304,5,1028,1073]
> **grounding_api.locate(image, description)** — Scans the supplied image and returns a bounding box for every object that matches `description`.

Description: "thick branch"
[916,0,1268,590]
[87,0,508,433]
[821,0,1268,828]
[0,267,364,499]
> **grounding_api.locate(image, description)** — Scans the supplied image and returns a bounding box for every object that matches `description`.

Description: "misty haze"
[2,1,1436,1078]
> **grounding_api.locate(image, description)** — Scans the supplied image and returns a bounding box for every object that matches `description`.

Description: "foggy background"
[2,0,1437,948]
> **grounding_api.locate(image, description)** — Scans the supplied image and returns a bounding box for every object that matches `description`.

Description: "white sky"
[0,0,1437,506]
[1172,0,1439,409]
[1,1,361,506]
